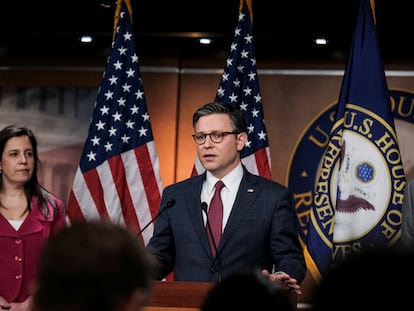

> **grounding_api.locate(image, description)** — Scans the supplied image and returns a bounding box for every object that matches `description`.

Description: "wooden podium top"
[145,281,215,311]
[144,280,298,311]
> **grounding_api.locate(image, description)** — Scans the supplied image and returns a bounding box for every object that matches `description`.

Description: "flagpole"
[242,0,253,21]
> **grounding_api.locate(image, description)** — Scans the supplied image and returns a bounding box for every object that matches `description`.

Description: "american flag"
[305,0,406,281]
[67,0,163,245]
[192,0,271,178]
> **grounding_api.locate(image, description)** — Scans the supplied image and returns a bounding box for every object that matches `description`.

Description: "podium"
[144,281,215,311]
[144,280,298,311]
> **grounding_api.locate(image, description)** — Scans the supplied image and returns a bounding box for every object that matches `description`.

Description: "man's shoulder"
[164,174,204,190]
[244,171,287,189]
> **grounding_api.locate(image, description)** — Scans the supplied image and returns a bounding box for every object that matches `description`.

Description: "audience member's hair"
[311,246,414,310]
[32,220,155,311]
[201,268,295,311]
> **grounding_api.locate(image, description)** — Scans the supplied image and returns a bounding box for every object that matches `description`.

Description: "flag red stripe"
[107,155,140,233]
[191,165,199,177]
[83,168,110,219]
[255,148,271,179]
[67,190,85,223]
[135,144,161,219]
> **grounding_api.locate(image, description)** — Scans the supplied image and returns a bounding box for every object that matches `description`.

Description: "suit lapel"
[185,173,213,257]
[219,171,260,249]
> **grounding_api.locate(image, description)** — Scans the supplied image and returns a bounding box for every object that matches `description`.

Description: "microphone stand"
[136,199,175,237]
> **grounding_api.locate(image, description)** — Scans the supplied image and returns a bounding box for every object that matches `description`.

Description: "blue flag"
[305,0,406,281]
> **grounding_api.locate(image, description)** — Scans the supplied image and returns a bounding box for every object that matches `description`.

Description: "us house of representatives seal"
[288,89,414,246]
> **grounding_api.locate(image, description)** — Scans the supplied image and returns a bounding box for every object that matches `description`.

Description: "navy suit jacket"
[147,167,306,283]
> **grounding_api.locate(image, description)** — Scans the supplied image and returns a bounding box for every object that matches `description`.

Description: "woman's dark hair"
[0,124,55,217]
[192,102,247,134]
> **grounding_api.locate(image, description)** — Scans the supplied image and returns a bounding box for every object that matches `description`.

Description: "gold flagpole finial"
[113,0,133,41]
[370,0,376,25]
[239,0,253,22]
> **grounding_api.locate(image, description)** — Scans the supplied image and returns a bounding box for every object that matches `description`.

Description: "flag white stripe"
[148,141,164,194]
[71,167,101,220]
[97,161,126,225]
[241,154,259,176]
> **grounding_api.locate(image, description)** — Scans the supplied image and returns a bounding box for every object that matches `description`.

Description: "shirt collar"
[205,163,243,193]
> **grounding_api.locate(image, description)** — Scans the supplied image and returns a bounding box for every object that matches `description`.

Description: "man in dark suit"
[147,102,306,294]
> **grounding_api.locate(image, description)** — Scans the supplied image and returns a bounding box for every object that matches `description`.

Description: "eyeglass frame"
[192,131,240,145]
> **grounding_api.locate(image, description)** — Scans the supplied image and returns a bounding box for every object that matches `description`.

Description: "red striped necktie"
[207,180,225,256]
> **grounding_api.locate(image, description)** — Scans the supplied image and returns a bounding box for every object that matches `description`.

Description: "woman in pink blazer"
[0,125,67,311]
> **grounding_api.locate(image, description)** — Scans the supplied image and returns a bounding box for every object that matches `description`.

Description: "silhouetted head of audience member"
[32,220,155,311]
[311,246,414,310]
[201,268,295,311]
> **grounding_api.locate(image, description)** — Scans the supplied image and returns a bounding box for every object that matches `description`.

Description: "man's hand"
[262,269,302,295]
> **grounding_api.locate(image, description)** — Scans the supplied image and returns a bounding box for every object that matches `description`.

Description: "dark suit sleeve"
[146,187,176,280]
[270,185,306,283]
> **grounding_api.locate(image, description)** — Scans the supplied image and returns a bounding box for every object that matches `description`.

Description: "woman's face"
[0,135,34,185]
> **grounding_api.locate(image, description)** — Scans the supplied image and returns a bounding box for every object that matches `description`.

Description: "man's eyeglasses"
[192,131,239,145]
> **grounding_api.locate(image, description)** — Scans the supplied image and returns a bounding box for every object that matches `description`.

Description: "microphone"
[136,199,176,237]
[201,202,222,282]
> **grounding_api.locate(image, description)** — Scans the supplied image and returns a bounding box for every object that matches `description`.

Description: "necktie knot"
[215,180,225,192]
